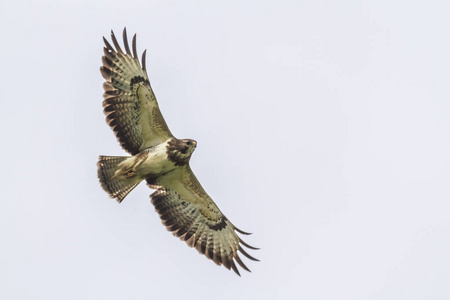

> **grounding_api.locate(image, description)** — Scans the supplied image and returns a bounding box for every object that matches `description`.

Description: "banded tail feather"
[97,155,141,203]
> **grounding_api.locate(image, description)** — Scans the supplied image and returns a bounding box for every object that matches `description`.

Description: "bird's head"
[167,138,197,166]
[180,139,197,156]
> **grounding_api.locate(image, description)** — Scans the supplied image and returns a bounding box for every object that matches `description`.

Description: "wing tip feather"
[239,246,260,262]
[110,30,124,54]
[234,225,252,235]
[122,27,132,56]
[142,49,147,71]
[132,33,138,59]
[230,260,241,276]
[103,36,114,51]
[234,254,251,273]
[239,237,260,250]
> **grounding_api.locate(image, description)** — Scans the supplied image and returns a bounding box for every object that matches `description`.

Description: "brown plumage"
[97,28,258,276]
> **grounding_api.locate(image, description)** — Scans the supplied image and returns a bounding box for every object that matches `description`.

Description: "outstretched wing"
[100,28,173,155]
[147,166,258,276]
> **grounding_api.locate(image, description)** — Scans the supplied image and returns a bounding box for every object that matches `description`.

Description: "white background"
[1,1,449,299]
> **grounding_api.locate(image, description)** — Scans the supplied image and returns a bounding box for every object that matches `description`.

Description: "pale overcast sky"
[1,1,450,299]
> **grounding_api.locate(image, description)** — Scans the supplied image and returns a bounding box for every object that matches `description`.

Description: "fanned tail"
[97,155,140,203]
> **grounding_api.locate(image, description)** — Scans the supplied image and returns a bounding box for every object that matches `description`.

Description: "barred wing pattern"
[100,29,173,155]
[147,167,259,276]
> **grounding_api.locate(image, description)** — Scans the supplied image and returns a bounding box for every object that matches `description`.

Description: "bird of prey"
[97,28,258,276]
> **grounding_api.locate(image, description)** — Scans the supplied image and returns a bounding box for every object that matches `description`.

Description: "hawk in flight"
[97,28,258,276]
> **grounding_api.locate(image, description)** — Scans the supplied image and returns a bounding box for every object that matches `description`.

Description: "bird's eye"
[187,141,192,145]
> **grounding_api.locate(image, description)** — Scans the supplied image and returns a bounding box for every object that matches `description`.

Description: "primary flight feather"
[97,28,258,276]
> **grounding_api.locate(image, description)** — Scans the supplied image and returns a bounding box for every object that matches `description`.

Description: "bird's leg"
[123,151,149,178]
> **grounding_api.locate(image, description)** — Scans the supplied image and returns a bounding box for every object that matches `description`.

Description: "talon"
[124,169,135,177]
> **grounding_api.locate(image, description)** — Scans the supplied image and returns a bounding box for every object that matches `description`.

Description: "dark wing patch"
[101,28,173,155]
[147,167,258,276]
